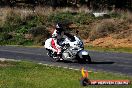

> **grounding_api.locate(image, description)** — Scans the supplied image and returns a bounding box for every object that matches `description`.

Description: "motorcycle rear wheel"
[51,57,60,62]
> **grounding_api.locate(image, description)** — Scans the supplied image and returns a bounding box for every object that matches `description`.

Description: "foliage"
[109,12,122,18]
[74,13,95,25]
[0,33,33,45]
[1,0,132,10]
[48,12,74,23]
[3,11,22,32]
[48,12,95,25]
[0,33,12,41]
[29,26,50,37]
[29,26,50,45]
[16,26,28,34]
[89,20,117,40]
[0,8,131,46]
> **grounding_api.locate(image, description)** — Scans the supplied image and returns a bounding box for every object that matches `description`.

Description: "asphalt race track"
[0,46,132,75]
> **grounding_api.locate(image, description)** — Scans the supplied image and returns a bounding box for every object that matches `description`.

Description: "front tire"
[86,55,91,63]
[78,55,91,63]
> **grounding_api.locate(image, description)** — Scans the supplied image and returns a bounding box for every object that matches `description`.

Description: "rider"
[45,23,64,58]
[44,38,57,57]
[44,34,61,59]
[52,23,64,40]
[51,33,62,55]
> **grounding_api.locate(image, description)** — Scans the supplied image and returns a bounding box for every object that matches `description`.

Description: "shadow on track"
[90,61,114,64]
[62,60,114,64]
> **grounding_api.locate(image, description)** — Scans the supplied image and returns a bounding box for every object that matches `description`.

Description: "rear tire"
[49,52,60,62]
[50,57,60,62]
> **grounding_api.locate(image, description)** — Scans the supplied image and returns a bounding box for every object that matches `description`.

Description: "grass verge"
[0,60,132,88]
[85,45,132,53]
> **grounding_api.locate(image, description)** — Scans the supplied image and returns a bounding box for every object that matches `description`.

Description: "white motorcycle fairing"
[45,33,91,63]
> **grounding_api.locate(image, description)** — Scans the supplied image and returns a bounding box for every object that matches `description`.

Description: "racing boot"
[53,52,58,58]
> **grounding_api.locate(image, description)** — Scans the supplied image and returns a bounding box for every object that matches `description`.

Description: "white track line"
[38,63,93,72]
[0,58,92,72]
[0,58,21,62]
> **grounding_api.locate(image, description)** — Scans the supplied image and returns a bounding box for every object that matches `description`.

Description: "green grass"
[0,60,132,88]
[85,45,132,53]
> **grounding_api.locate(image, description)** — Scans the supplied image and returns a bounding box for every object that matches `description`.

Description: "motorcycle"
[45,34,91,63]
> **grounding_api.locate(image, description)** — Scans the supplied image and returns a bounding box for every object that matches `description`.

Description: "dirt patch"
[84,36,132,48]
[0,64,13,67]
[0,61,14,67]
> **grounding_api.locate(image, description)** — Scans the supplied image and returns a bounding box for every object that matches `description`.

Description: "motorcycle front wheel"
[86,55,92,63]
[78,55,91,63]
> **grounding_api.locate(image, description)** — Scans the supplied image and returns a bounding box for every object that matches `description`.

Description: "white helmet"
[56,23,61,29]
[56,23,63,29]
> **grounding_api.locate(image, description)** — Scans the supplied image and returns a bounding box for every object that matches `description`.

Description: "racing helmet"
[56,23,63,30]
